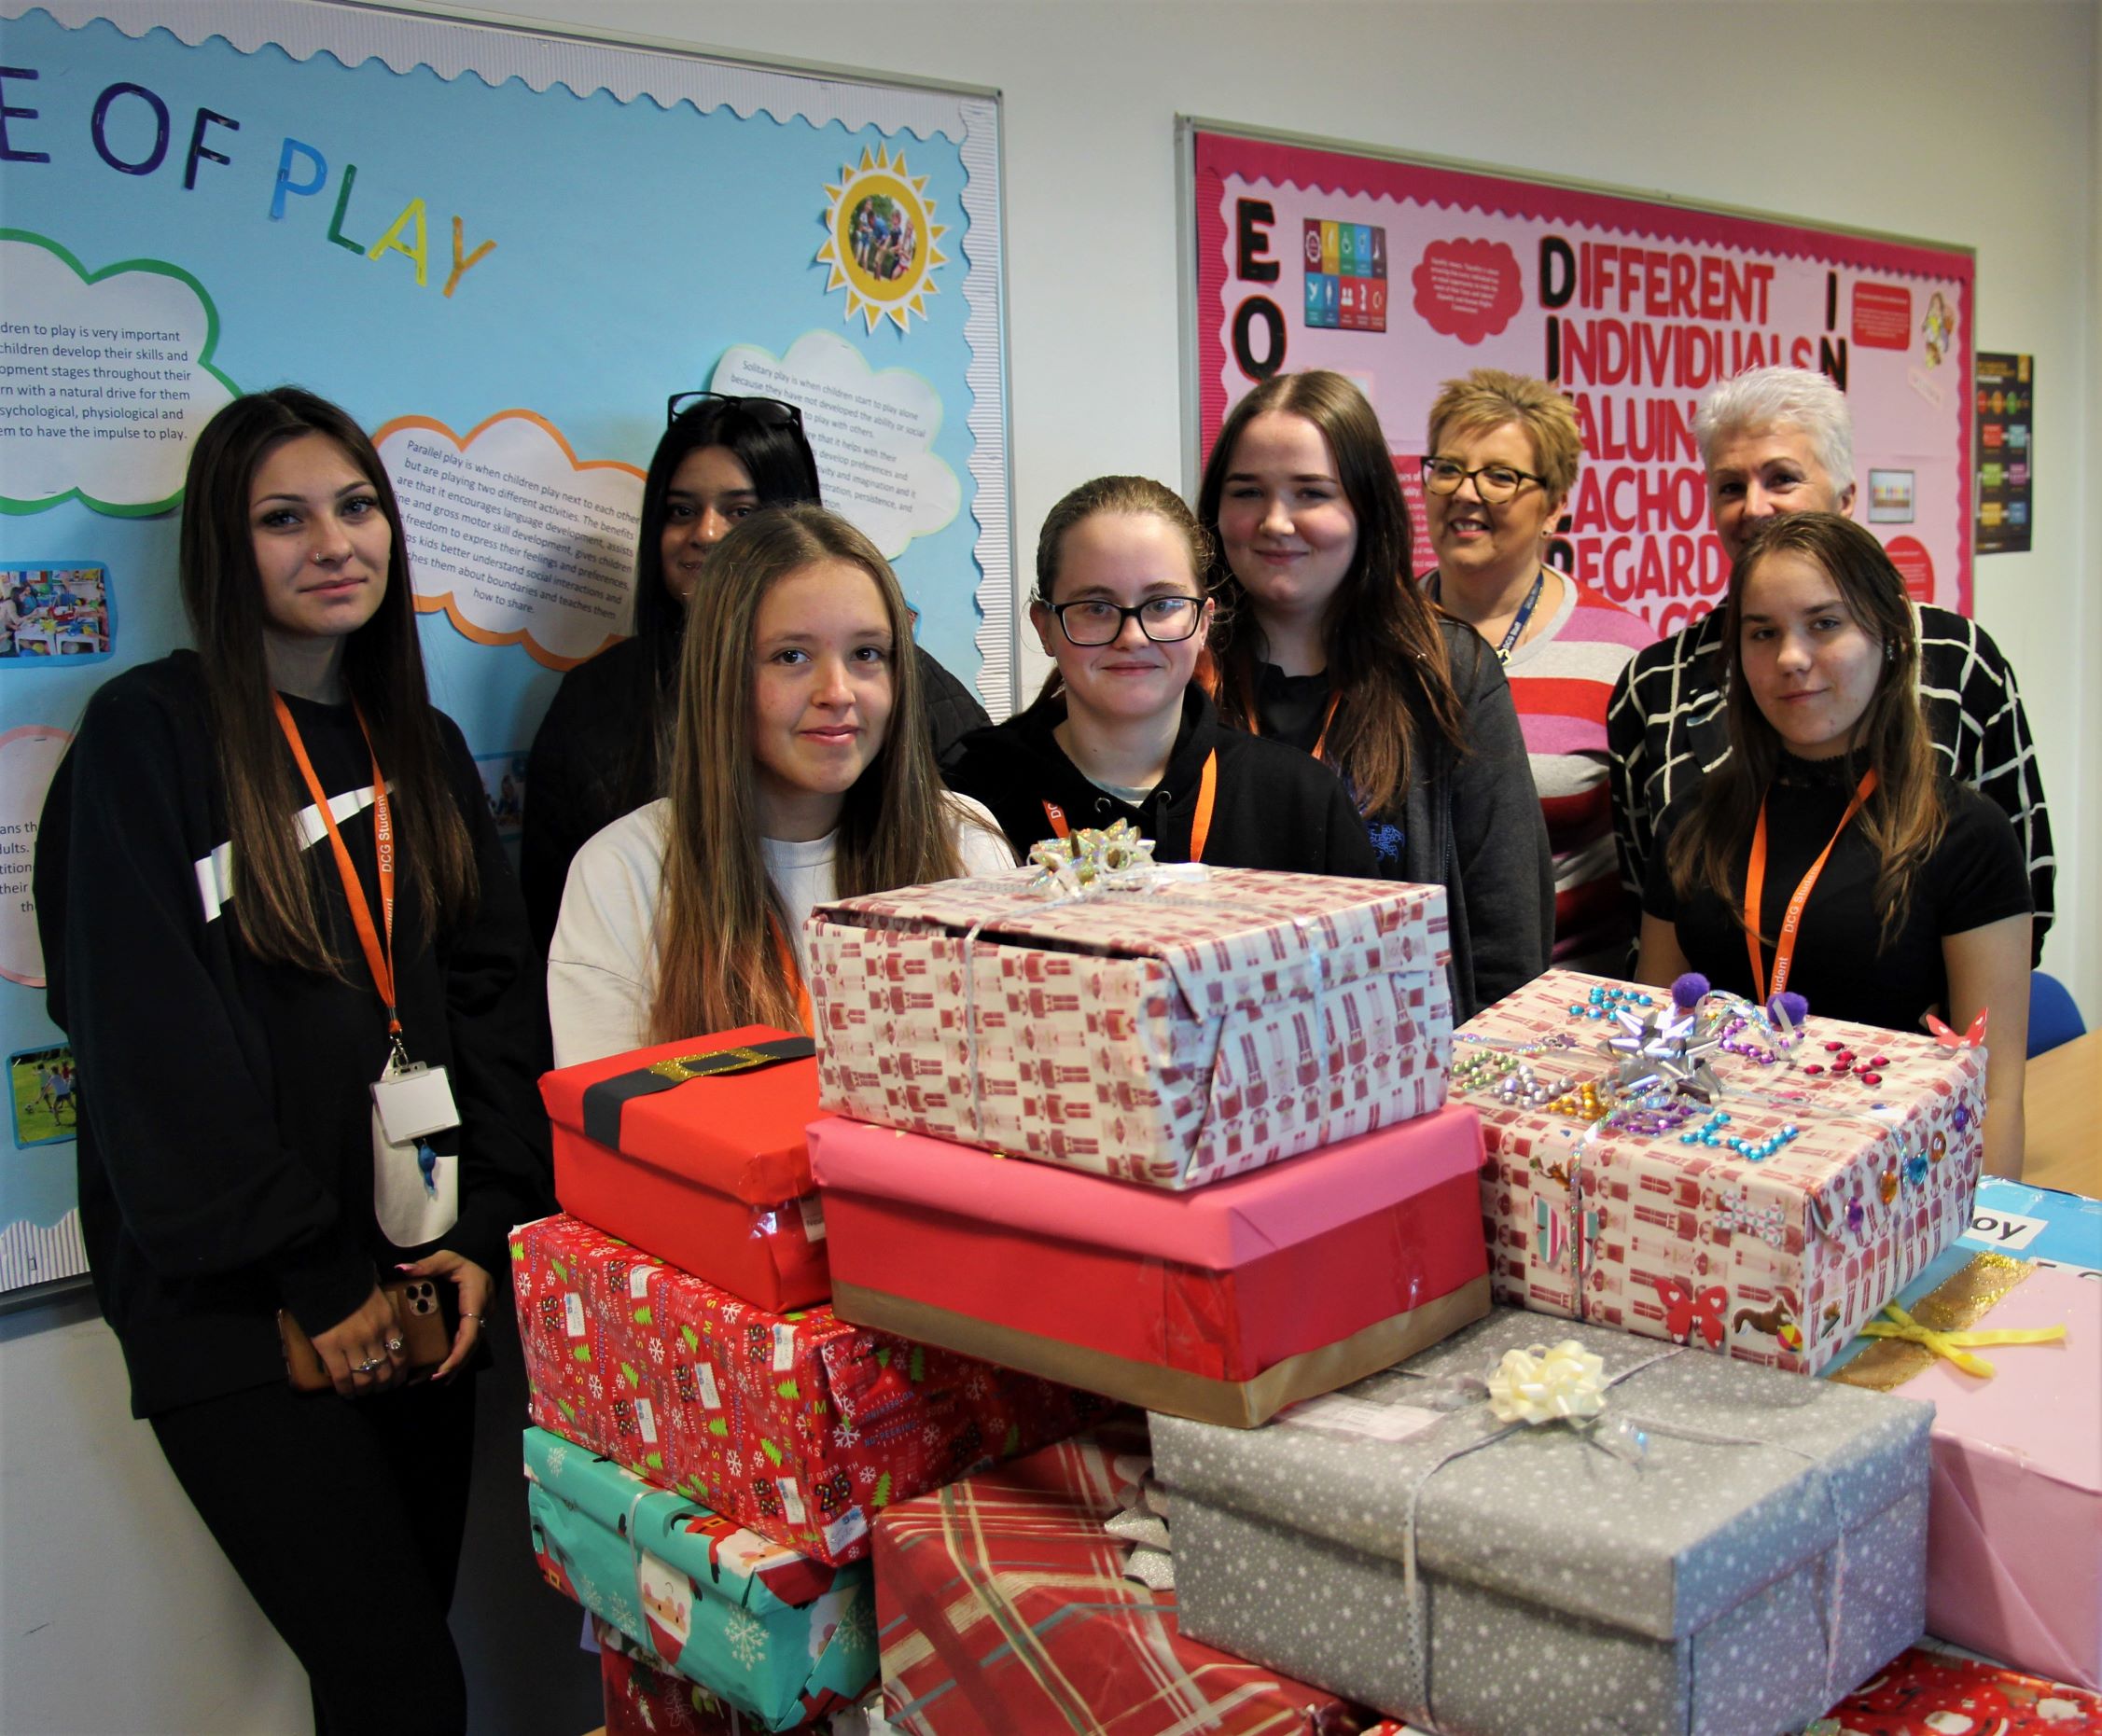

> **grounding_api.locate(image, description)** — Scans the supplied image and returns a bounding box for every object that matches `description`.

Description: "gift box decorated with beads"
[1149,1308,1934,1736]
[510,1214,1099,1566]
[1460,969,1984,1375]
[524,1428,875,1730]
[807,867,1452,1188]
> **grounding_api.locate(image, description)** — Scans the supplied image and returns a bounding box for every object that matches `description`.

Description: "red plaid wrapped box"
[809,868,1452,1189]
[876,1430,1382,1735]
[1463,970,1984,1374]
[511,1213,1099,1565]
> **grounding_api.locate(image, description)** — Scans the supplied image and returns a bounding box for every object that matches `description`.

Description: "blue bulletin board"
[0,0,1014,1297]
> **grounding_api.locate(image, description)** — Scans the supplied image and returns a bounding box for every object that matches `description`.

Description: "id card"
[372,1061,460,1146]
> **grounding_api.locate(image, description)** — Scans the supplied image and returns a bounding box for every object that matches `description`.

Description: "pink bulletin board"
[1182,121,1975,635]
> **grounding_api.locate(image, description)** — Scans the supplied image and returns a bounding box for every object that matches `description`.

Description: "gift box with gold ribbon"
[1827,1243,2097,1689]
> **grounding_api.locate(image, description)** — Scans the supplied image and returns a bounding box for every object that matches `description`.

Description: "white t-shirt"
[547,793,1014,1065]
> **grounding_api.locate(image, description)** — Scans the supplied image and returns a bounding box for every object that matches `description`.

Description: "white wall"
[3,5,2095,1733]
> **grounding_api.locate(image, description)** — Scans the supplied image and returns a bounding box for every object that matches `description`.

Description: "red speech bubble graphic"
[1851,282,1913,350]
[1882,535,1934,603]
[1411,238,1524,344]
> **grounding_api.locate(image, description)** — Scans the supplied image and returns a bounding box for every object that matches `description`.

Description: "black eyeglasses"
[1044,596,1206,646]
[666,391,805,432]
[1418,455,1548,504]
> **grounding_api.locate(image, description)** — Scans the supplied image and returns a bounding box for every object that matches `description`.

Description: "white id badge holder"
[372,1057,460,1247]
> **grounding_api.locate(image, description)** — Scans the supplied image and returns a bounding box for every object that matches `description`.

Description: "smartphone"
[278,1275,460,1393]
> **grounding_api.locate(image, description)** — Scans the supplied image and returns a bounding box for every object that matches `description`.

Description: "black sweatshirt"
[35,653,553,1417]
[943,685,1378,875]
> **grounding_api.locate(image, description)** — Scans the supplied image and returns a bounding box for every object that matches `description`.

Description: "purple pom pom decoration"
[1671,972,1710,1010]
[1770,991,1810,1025]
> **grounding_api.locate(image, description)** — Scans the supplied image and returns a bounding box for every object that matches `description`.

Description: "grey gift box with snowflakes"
[1149,1309,1931,1736]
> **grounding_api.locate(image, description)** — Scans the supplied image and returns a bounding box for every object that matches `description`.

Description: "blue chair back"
[2028,970,2086,1057]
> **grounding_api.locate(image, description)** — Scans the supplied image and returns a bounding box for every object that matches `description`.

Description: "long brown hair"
[180,388,476,971]
[1666,512,1944,945]
[1196,371,1467,814]
[648,505,971,1039]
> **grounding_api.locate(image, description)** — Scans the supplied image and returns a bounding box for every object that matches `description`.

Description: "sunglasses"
[665,391,805,431]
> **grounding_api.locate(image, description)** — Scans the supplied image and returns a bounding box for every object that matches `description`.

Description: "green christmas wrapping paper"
[524,1426,875,1730]
[1149,1309,1932,1736]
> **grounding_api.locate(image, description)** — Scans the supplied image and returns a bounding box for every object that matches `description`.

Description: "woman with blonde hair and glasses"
[1419,368,1655,971]
[547,504,1011,1065]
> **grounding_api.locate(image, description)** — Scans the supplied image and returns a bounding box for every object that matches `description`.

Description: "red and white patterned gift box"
[807,867,1451,1189]
[511,1213,1101,1565]
[1463,969,1984,1374]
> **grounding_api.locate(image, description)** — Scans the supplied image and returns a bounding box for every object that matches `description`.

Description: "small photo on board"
[10,1043,79,1148]
[0,564,115,662]
[1867,470,1915,524]
[475,752,527,842]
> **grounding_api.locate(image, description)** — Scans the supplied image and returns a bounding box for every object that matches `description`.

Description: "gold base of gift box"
[831,1274,1493,1429]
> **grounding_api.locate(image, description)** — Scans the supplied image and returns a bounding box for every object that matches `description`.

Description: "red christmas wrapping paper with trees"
[511,1213,1102,1566]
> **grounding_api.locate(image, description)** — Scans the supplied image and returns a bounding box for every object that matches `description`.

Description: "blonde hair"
[1425,368,1581,501]
[648,505,969,1040]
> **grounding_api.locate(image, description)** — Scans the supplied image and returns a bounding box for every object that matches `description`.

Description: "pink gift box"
[1464,969,1983,1374]
[808,868,1452,1189]
[1886,1260,2099,1688]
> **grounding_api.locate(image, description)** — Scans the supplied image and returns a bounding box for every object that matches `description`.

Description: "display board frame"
[0,0,1016,1300]
[1178,117,1976,633]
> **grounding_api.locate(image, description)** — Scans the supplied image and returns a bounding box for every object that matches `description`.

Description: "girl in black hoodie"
[945,476,1374,874]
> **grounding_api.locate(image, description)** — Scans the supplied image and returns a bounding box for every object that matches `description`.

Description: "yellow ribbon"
[1854,1301,2066,1380]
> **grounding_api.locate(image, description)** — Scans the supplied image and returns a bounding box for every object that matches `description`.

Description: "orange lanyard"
[1251,692,1340,764]
[768,915,814,1035]
[271,694,400,1045]
[1039,750,1218,863]
[1743,769,1878,1002]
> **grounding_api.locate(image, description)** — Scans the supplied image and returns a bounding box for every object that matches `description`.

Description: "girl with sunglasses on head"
[35,388,553,1733]
[946,476,1373,873]
[1197,371,1553,1020]
[522,391,987,950]
[547,505,1012,1066]
[1637,512,2031,1175]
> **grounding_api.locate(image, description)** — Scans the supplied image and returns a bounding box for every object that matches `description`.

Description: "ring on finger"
[459,1311,481,1322]
[384,1336,404,1354]
[355,1356,384,1374]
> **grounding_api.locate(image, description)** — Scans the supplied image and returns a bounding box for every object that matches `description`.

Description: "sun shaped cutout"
[817,145,949,334]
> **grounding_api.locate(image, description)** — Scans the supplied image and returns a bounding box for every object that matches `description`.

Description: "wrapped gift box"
[512,1214,1096,1565]
[1808,1642,2101,1733]
[1962,1175,2102,1273]
[1827,1246,2101,1689]
[524,1425,872,1730]
[808,1107,1491,1427]
[1463,969,1984,1374]
[875,1428,1381,1735]
[541,1027,829,1312]
[1150,1308,1933,1736]
[807,867,1452,1188]
[596,1620,760,1736]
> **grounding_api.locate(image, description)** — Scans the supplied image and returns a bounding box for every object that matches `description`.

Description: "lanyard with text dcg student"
[1039,748,1218,863]
[1742,769,1879,1003]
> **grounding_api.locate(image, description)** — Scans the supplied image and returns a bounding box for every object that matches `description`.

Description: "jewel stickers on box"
[1461,970,1984,1375]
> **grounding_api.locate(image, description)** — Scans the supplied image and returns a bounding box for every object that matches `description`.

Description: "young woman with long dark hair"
[547,505,1010,1064]
[1637,512,2031,1174]
[1196,369,1552,1018]
[35,387,553,1732]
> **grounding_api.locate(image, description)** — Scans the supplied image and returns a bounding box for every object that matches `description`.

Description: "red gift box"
[511,1213,1100,1564]
[808,1105,1490,1426]
[594,1618,853,1734]
[541,1027,829,1313]
[1813,1643,2100,1732]
[876,1430,1380,1735]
